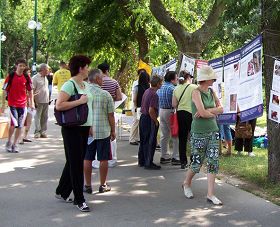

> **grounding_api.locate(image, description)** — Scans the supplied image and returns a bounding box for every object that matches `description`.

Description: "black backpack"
[4,71,31,100]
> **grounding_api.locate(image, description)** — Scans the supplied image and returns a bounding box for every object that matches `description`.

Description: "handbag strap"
[178,84,190,104]
[69,80,79,95]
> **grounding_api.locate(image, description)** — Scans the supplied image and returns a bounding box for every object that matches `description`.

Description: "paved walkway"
[0,105,279,227]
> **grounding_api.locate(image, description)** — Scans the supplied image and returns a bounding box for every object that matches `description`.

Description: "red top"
[4,73,32,108]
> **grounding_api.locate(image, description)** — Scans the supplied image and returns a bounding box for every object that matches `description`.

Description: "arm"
[27,90,35,109]
[115,88,122,101]
[133,90,137,109]
[149,107,159,126]
[55,91,88,111]
[108,112,116,141]
[207,89,223,115]
[52,73,58,86]
[192,89,216,118]
[172,94,178,109]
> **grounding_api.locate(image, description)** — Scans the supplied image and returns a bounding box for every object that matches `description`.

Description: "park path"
[0,104,279,227]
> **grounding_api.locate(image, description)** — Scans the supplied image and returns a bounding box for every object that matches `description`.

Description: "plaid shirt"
[157,82,175,109]
[89,83,115,139]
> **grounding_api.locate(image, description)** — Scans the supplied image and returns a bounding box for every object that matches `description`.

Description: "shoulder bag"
[54,81,89,127]
[170,84,190,137]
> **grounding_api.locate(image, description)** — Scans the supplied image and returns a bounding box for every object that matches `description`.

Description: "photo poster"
[239,35,263,122]
[269,90,280,123]
[195,59,208,80]
[180,54,195,77]
[272,60,280,93]
[218,50,241,124]
[208,57,223,100]
[151,58,177,78]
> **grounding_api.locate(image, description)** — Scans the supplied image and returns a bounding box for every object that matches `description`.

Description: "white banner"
[180,54,195,77]
[269,90,280,123]
[272,60,280,93]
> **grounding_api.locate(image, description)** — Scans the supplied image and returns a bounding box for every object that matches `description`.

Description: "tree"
[262,0,280,182]
[149,0,226,58]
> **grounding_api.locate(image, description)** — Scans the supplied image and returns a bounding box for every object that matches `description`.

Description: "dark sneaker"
[181,164,187,169]
[77,202,90,212]
[40,134,48,138]
[171,158,181,165]
[156,145,161,150]
[145,163,161,170]
[55,194,73,203]
[160,157,171,164]
[83,185,92,194]
[129,141,138,145]
[99,184,111,193]
[23,138,32,142]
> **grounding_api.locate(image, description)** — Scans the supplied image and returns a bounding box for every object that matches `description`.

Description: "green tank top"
[191,89,219,133]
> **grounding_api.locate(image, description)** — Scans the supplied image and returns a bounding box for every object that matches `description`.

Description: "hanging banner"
[195,59,208,80]
[208,57,223,99]
[268,90,280,123]
[238,35,263,122]
[216,49,241,124]
[152,58,177,78]
[272,60,280,93]
[180,54,195,77]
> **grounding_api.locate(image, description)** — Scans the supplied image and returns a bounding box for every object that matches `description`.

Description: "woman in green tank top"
[182,66,224,205]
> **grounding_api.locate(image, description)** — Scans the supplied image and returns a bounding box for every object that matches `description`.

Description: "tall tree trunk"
[149,0,226,58]
[115,58,129,95]
[262,0,280,182]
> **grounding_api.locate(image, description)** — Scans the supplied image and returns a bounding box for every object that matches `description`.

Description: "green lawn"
[219,148,280,205]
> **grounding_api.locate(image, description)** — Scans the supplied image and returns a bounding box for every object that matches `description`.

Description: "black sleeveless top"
[136,85,149,107]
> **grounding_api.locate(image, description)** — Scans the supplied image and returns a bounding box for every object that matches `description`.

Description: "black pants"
[177,110,192,165]
[138,114,159,167]
[56,126,90,204]
[235,118,256,153]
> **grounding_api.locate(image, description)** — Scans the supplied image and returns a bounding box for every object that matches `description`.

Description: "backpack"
[3,71,31,101]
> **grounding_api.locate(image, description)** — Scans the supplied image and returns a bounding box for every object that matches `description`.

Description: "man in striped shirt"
[98,62,122,101]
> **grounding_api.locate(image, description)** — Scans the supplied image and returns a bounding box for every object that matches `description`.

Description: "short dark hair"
[69,55,91,77]
[150,75,162,87]
[98,62,110,73]
[60,61,66,66]
[178,70,192,84]
[15,59,27,66]
[137,68,146,75]
[164,71,177,82]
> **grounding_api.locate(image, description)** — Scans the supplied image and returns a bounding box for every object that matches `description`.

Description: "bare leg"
[183,169,196,187]
[13,128,22,145]
[226,140,232,154]
[99,160,108,185]
[207,173,216,197]
[8,125,15,143]
[83,160,93,186]
[23,113,32,139]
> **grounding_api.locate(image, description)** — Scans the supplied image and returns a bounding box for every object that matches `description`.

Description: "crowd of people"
[1,56,258,211]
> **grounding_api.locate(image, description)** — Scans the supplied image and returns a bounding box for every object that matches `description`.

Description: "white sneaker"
[207,195,223,205]
[108,160,117,168]
[248,152,255,157]
[182,185,194,199]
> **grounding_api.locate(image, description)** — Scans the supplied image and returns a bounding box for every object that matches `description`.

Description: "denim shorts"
[190,131,220,174]
[84,137,112,161]
[219,124,233,141]
[9,106,27,128]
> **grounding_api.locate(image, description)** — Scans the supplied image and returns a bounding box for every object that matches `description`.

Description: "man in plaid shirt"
[83,69,115,194]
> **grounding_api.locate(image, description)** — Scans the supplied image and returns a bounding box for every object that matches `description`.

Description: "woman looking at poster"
[172,70,197,169]
[182,66,224,205]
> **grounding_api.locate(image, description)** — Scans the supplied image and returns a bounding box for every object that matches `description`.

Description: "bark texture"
[262,0,280,182]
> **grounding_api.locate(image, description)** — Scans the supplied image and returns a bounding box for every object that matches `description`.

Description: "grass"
[219,148,280,205]
[256,111,267,128]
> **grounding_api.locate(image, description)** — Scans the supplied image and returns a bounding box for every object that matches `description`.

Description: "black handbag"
[54,81,88,127]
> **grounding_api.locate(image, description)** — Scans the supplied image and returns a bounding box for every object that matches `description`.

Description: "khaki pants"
[34,103,49,135]
[129,108,139,142]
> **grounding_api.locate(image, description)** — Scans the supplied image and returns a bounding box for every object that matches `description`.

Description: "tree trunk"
[262,0,280,182]
[115,58,129,95]
[149,0,226,58]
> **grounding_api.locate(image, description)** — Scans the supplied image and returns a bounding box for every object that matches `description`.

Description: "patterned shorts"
[190,131,220,174]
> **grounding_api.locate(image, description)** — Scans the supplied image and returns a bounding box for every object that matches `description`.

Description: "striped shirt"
[101,76,120,100]
[157,82,175,109]
[89,83,115,139]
